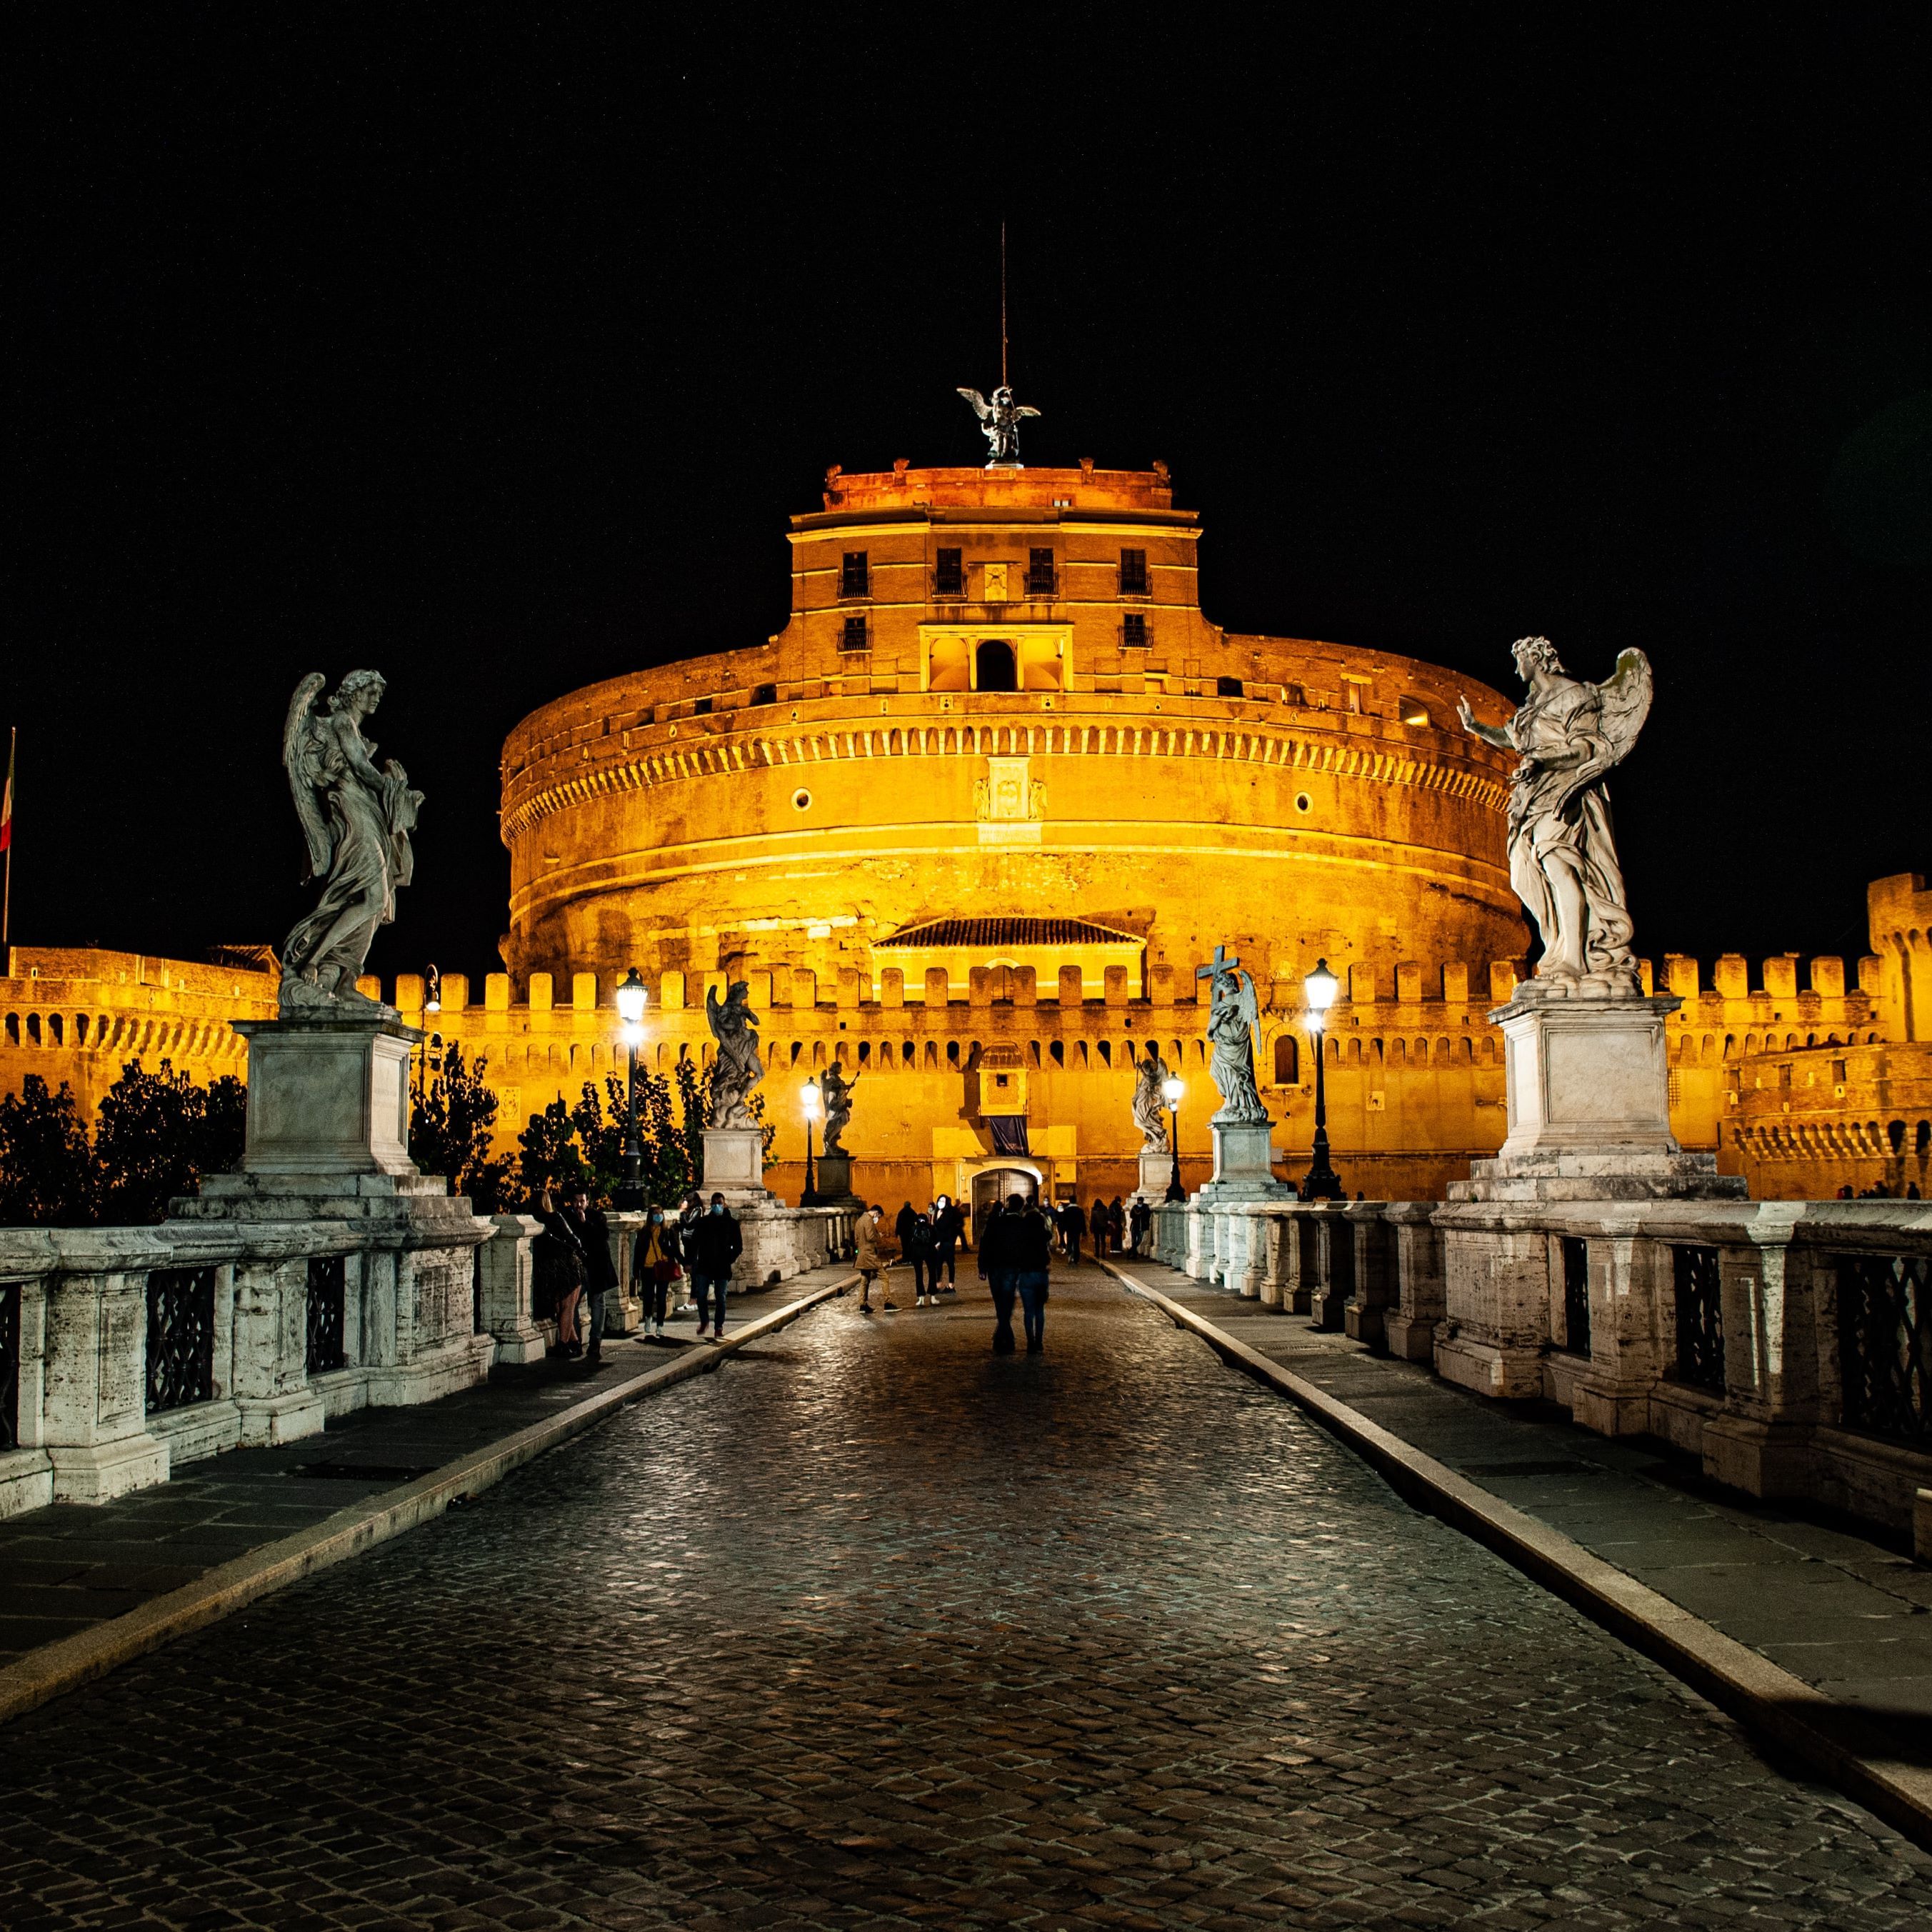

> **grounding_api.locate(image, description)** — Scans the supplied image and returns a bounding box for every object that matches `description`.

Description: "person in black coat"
[1061,1197,1088,1264]
[687,1193,744,1339]
[894,1201,919,1253]
[561,1186,618,1365]
[931,1196,964,1292]
[906,1211,939,1306]
[983,1192,1053,1354]
[533,1185,589,1358]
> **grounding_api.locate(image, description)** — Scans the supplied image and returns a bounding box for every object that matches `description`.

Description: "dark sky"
[7,12,1928,988]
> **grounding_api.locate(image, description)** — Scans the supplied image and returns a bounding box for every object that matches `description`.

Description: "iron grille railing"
[146,1267,216,1413]
[306,1254,347,1376]
[0,1281,20,1452]
[1836,1251,1929,1445]
[1561,1236,1591,1358]
[1672,1244,1724,1392]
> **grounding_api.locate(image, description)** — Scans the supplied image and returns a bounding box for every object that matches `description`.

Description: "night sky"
[9,14,1928,989]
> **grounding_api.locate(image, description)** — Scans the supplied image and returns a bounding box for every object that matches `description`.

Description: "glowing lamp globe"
[1161,1076,1185,1108]
[1304,959,1338,1019]
[615,968,648,1026]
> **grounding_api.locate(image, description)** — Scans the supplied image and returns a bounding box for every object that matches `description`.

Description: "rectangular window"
[1120,548,1148,596]
[1121,613,1148,648]
[693,696,714,715]
[934,548,964,596]
[1026,547,1056,597]
[750,682,777,706]
[1216,675,1245,698]
[840,616,869,652]
[841,551,869,598]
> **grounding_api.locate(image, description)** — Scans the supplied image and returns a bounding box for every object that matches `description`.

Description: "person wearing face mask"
[686,1191,744,1339]
[636,1206,676,1338]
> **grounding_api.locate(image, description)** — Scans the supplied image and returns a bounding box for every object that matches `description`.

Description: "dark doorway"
[975,639,1017,691]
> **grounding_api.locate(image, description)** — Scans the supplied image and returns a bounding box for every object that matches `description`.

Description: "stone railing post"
[478,1213,548,1364]
[224,1235,330,1447]
[0,1236,56,1516]
[37,1231,173,1503]
[1383,1204,1445,1361]
[602,1211,647,1335]
[1343,1201,1396,1348]
[1311,1201,1354,1330]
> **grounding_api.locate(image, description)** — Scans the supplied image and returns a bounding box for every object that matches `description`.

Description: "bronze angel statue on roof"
[1458,638,1653,998]
[279,670,423,1011]
[957,384,1039,467]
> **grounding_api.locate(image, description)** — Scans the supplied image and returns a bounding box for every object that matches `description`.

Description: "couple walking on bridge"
[976,1193,1053,1354]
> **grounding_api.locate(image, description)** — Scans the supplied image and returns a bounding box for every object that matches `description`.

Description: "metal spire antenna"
[1000,220,1008,391]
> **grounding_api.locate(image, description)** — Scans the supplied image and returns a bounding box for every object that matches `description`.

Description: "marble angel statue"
[819,1061,859,1154]
[280,670,423,1011]
[1458,637,1652,997]
[704,981,765,1128]
[1202,954,1269,1125]
[1131,1043,1171,1153]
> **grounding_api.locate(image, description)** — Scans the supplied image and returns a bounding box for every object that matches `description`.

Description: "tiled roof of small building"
[876,918,1144,950]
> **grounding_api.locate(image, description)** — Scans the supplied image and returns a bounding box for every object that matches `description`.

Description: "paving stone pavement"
[2,1263,1929,1931]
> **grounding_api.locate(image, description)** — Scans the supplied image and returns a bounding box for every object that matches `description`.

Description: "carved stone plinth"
[810,1150,864,1209]
[231,1012,419,1177]
[1198,1122,1293,1201]
[1455,991,1743,1203]
[702,1126,769,1202]
[1132,1150,1175,1203]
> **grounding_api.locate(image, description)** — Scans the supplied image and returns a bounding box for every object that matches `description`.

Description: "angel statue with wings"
[1199,949,1269,1126]
[280,670,424,1011]
[819,1061,859,1155]
[956,384,1040,467]
[1131,1043,1171,1153]
[1459,637,1653,998]
[704,980,765,1129]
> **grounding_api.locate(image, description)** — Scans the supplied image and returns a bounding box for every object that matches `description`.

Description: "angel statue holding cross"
[1198,946,1269,1126]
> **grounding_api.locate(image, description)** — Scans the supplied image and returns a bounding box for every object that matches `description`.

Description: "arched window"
[924,1041,939,1068]
[1398,695,1433,728]
[75,1014,89,1044]
[1436,1037,1451,1061]
[1050,1040,1064,1067]
[1888,1119,1906,1154]
[4,1013,16,1046]
[857,1041,871,1063]
[1916,1121,1930,1154]
[946,1040,960,1065]
[975,639,1017,691]
[26,1013,41,1045]
[1028,1041,1041,1066]
[1076,1041,1089,1067]
[1480,1037,1497,1064]
[48,1015,63,1046]
[1273,1034,1298,1083]
[1097,1041,1111,1067]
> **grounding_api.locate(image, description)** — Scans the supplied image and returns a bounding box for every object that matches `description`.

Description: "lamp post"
[424,964,441,1015]
[800,1078,821,1204]
[615,968,648,1208]
[1301,957,1344,1201]
[1162,1074,1186,1202]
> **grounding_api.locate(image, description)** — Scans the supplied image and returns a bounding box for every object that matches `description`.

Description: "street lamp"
[615,968,648,1208]
[1162,1074,1186,1202]
[424,964,441,1014]
[800,1078,821,1204]
[1301,958,1344,1201]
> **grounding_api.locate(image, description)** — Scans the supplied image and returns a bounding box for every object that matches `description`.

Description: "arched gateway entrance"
[969,1163,1041,1229]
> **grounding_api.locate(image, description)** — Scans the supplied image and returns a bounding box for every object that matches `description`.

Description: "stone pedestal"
[1437,988,1743,1402]
[477,1213,549,1364]
[231,1011,420,1176]
[702,1126,769,1201]
[1198,1121,1293,1201]
[1132,1149,1176,1203]
[810,1150,864,1208]
[1458,991,1743,1204]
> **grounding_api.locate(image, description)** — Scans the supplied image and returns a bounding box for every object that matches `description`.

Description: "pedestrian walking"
[636,1206,677,1336]
[984,1191,1053,1354]
[907,1210,939,1305]
[1108,1196,1126,1257]
[854,1203,899,1313]
[687,1192,742,1339]
[561,1185,616,1366]
[894,1199,919,1253]
[673,1192,703,1314]
[1062,1196,1087,1265]
[533,1183,589,1357]
[1129,1196,1152,1255]
[977,1195,1018,1353]
[931,1195,963,1292]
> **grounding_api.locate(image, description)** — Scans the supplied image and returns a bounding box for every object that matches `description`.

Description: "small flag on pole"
[0,729,13,853]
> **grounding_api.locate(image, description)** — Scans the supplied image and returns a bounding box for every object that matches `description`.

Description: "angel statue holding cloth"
[1459,637,1653,998]
[279,670,424,1012]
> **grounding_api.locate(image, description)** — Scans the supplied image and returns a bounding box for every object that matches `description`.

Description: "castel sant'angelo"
[5,413,1929,1209]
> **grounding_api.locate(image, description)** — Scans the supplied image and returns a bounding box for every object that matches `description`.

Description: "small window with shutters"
[1120,548,1149,596]
[841,551,869,598]
[934,548,964,596]
[1026,548,1056,597]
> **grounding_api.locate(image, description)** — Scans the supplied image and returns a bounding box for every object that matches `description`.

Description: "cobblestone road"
[3,1268,1929,1931]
